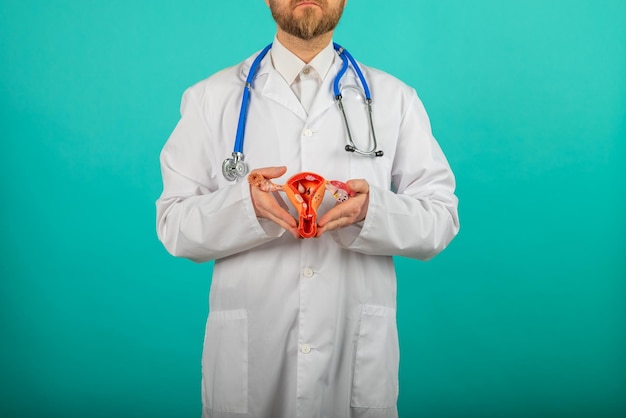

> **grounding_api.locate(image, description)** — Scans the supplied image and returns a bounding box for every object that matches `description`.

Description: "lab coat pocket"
[202,309,248,414]
[351,304,399,408]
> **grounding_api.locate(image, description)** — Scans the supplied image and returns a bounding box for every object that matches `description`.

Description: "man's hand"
[249,166,300,238]
[316,179,369,237]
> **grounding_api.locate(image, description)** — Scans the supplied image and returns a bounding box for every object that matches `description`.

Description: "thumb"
[346,179,369,194]
[252,166,287,179]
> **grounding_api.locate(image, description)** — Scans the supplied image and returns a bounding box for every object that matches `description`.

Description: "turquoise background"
[1,0,624,417]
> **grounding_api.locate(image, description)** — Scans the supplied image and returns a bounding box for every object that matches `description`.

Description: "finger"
[265,213,299,237]
[251,166,287,179]
[316,215,356,237]
[254,191,298,227]
[264,193,300,238]
[257,203,300,238]
[251,185,296,225]
[317,204,345,228]
[318,197,362,227]
[266,205,298,229]
[316,195,369,237]
[346,179,369,194]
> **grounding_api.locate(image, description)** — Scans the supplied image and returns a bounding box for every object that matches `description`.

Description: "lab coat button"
[301,344,311,354]
[303,267,314,278]
[302,66,310,75]
[303,129,313,137]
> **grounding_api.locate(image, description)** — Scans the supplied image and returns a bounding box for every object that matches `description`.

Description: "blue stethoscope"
[223,43,383,182]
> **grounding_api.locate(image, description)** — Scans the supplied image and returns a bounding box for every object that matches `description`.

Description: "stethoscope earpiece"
[345,144,383,157]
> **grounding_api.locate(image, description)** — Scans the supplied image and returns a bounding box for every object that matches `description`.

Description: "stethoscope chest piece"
[222,152,248,181]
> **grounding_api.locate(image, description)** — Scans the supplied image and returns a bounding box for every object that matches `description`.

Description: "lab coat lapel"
[307,56,357,121]
[263,72,308,120]
[240,48,361,122]
[253,59,308,121]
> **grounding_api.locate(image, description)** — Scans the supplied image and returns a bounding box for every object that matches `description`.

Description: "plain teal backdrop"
[1,0,624,417]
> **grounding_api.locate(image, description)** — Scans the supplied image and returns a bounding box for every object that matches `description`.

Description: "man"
[156,0,459,417]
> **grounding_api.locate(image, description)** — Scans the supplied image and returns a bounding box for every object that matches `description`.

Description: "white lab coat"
[156,45,459,418]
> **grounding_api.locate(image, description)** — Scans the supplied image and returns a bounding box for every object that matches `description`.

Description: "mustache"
[293,0,324,6]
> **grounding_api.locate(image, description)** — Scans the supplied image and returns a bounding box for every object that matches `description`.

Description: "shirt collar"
[270,36,336,85]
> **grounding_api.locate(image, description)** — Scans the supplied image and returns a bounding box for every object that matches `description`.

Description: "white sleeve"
[331,90,460,260]
[156,87,284,263]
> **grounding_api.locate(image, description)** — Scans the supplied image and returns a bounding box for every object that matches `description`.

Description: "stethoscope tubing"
[224,42,382,181]
[333,43,371,100]
[233,44,272,154]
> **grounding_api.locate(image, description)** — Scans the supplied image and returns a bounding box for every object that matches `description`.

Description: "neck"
[276,29,333,63]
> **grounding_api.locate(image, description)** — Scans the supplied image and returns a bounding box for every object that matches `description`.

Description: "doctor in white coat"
[156,0,460,417]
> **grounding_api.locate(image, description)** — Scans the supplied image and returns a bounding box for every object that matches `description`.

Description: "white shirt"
[270,37,335,114]
[157,38,459,418]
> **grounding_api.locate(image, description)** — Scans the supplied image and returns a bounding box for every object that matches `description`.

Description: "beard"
[268,0,346,41]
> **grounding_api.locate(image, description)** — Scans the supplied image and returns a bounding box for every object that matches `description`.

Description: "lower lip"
[296,2,320,7]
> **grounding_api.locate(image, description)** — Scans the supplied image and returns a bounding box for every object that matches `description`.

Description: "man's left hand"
[316,179,369,237]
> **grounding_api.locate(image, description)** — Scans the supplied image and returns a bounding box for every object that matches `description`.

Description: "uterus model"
[248,171,355,238]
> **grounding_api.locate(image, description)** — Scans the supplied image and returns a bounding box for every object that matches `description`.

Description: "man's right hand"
[249,166,300,239]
